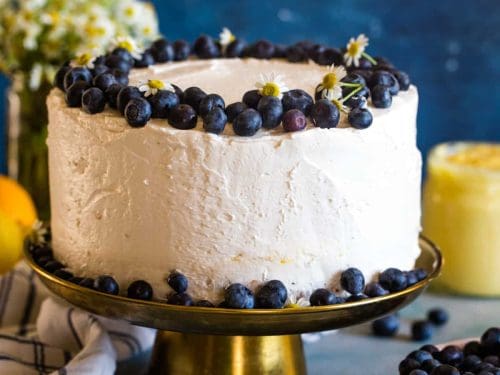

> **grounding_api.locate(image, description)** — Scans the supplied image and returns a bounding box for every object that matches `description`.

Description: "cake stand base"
[149,332,305,375]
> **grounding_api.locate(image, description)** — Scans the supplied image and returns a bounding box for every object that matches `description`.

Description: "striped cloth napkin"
[0,262,155,375]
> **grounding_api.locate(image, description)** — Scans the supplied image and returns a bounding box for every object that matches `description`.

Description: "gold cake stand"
[25,236,441,375]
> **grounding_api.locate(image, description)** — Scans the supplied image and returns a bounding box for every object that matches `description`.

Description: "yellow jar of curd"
[423,142,500,296]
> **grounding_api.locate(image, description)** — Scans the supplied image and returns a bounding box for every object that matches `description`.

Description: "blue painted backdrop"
[1,0,499,174]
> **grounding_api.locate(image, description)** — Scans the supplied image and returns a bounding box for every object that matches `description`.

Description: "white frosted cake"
[46,34,422,304]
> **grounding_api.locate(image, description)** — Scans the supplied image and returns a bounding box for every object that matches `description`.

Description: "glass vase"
[7,75,52,220]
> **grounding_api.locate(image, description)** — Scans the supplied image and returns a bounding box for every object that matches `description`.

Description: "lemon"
[0,175,37,235]
[0,210,24,275]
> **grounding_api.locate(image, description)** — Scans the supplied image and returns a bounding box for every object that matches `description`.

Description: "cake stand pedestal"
[25,236,441,375]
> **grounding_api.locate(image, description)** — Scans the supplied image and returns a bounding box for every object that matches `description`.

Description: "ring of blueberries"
[54,34,411,135]
[398,327,500,375]
[28,234,429,309]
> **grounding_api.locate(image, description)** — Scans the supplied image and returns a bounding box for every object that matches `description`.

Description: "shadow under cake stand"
[25,236,441,375]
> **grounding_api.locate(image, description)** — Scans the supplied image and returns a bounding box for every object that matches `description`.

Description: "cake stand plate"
[25,236,441,375]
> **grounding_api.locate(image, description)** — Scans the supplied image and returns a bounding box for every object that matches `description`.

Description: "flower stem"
[362,52,378,65]
[340,82,362,88]
[341,85,363,103]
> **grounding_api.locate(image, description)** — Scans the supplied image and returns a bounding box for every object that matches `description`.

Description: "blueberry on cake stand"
[25,236,441,375]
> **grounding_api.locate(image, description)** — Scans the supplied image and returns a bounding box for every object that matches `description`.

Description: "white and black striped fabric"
[0,262,155,374]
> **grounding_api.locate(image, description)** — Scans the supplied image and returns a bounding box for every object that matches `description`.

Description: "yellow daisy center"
[148,80,165,90]
[118,40,135,53]
[322,72,339,90]
[85,25,106,38]
[348,42,361,57]
[75,53,93,66]
[125,6,135,18]
[262,82,281,97]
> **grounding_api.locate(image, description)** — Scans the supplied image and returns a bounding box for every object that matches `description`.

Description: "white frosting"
[47,58,422,302]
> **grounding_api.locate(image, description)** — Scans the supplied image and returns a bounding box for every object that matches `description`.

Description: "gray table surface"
[118,291,500,374]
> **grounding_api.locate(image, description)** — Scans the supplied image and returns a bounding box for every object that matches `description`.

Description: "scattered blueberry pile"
[371,307,449,340]
[54,34,411,135]
[29,236,429,310]
[398,327,500,375]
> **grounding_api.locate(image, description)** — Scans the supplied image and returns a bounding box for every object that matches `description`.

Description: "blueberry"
[282,89,313,116]
[308,44,325,62]
[63,67,93,91]
[348,108,373,129]
[93,55,106,66]
[340,267,365,295]
[286,45,308,63]
[225,39,247,57]
[282,109,307,132]
[134,49,155,68]
[463,340,482,357]
[346,294,368,302]
[412,321,434,341]
[148,90,180,118]
[182,86,207,112]
[429,365,460,375]
[199,94,225,117]
[356,57,374,70]
[172,84,184,102]
[247,40,275,59]
[315,48,343,66]
[127,280,153,300]
[65,81,91,107]
[167,271,188,293]
[374,56,395,69]
[224,283,254,309]
[112,69,129,86]
[372,314,399,337]
[350,69,373,82]
[311,99,340,129]
[369,70,399,95]
[255,280,288,308]
[203,107,227,134]
[422,359,441,373]
[111,47,134,66]
[399,358,421,375]
[54,65,71,91]
[341,73,367,98]
[69,276,84,284]
[53,269,73,280]
[94,275,119,295]
[309,288,337,306]
[225,102,248,122]
[379,268,408,292]
[82,87,106,114]
[414,268,428,281]
[105,54,132,73]
[105,83,124,109]
[34,254,52,267]
[476,362,496,373]
[344,95,367,109]
[169,104,198,130]
[91,64,109,77]
[461,354,482,372]
[427,308,449,326]
[257,96,283,129]
[232,108,262,136]
[151,38,174,62]
[405,271,419,286]
[273,44,287,58]
[173,40,191,61]
[194,300,215,307]
[420,345,440,356]
[93,73,117,92]
[481,327,500,353]
[167,293,193,306]
[409,370,428,375]
[242,90,262,109]
[484,355,500,367]
[79,278,95,289]
[125,98,152,128]
[408,350,434,364]
[193,35,220,59]
[394,70,411,91]
[364,282,389,297]
[117,86,142,114]
[30,244,53,258]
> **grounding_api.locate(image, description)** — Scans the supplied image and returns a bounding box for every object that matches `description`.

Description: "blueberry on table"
[69,276,84,285]
[43,260,64,273]
[281,89,313,116]
[372,314,399,337]
[173,40,191,61]
[368,70,396,89]
[167,293,193,306]
[63,67,93,91]
[255,280,288,308]
[82,87,106,114]
[105,83,124,109]
[405,270,419,286]
[427,308,449,326]
[224,283,254,309]
[167,271,188,293]
[134,49,155,68]
[394,70,411,91]
[117,86,142,114]
[398,358,421,375]
[148,90,180,119]
[65,81,91,108]
[412,321,434,341]
[151,38,174,62]
[421,358,441,373]
[247,39,275,59]
[194,300,215,308]
[193,35,221,59]
[463,340,482,356]
[257,96,283,129]
[379,268,408,292]
[371,85,392,108]
[53,269,73,280]
[242,89,262,109]
[93,73,117,92]
[282,109,307,132]
[429,364,460,375]
[172,84,184,102]
[225,39,247,58]
[127,280,153,301]
[315,48,344,66]
[461,354,482,372]
[484,355,500,366]
[182,87,207,112]
[408,350,434,364]
[199,94,225,117]
[340,267,365,295]
[168,104,198,130]
[311,99,340,129]
[125,98,152,128]
[79,278,95,289]
[344,95,367,109]
[420,344,440,356]
[232,109,262,136]
[481,327,500,352]
[203,107,227,135]
[285,45,308,63]
[348,107,373,129]
[309,288,337,306]
[225,102,248,122]
[111,47,134,66]
[55,65,71,91]
[104,54,132,74]
[94,275,119,295]
[364,282,389,297]
[112,69,129,86]
[91,64,109,78]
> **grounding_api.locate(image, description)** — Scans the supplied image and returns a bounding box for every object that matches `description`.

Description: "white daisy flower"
[316,64,347,100]
[117,1,143,25]
[28,63,43,90]
[285,294,310,308]
[255,72,289,99]
[71,46,100,69]
[219,27,235,49]
[112,36,144,60]
[30,220,48,245]
[344,33,369,67]
[138,79,174,97]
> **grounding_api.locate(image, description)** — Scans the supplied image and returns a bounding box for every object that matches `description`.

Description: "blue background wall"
[1,0,499,174]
